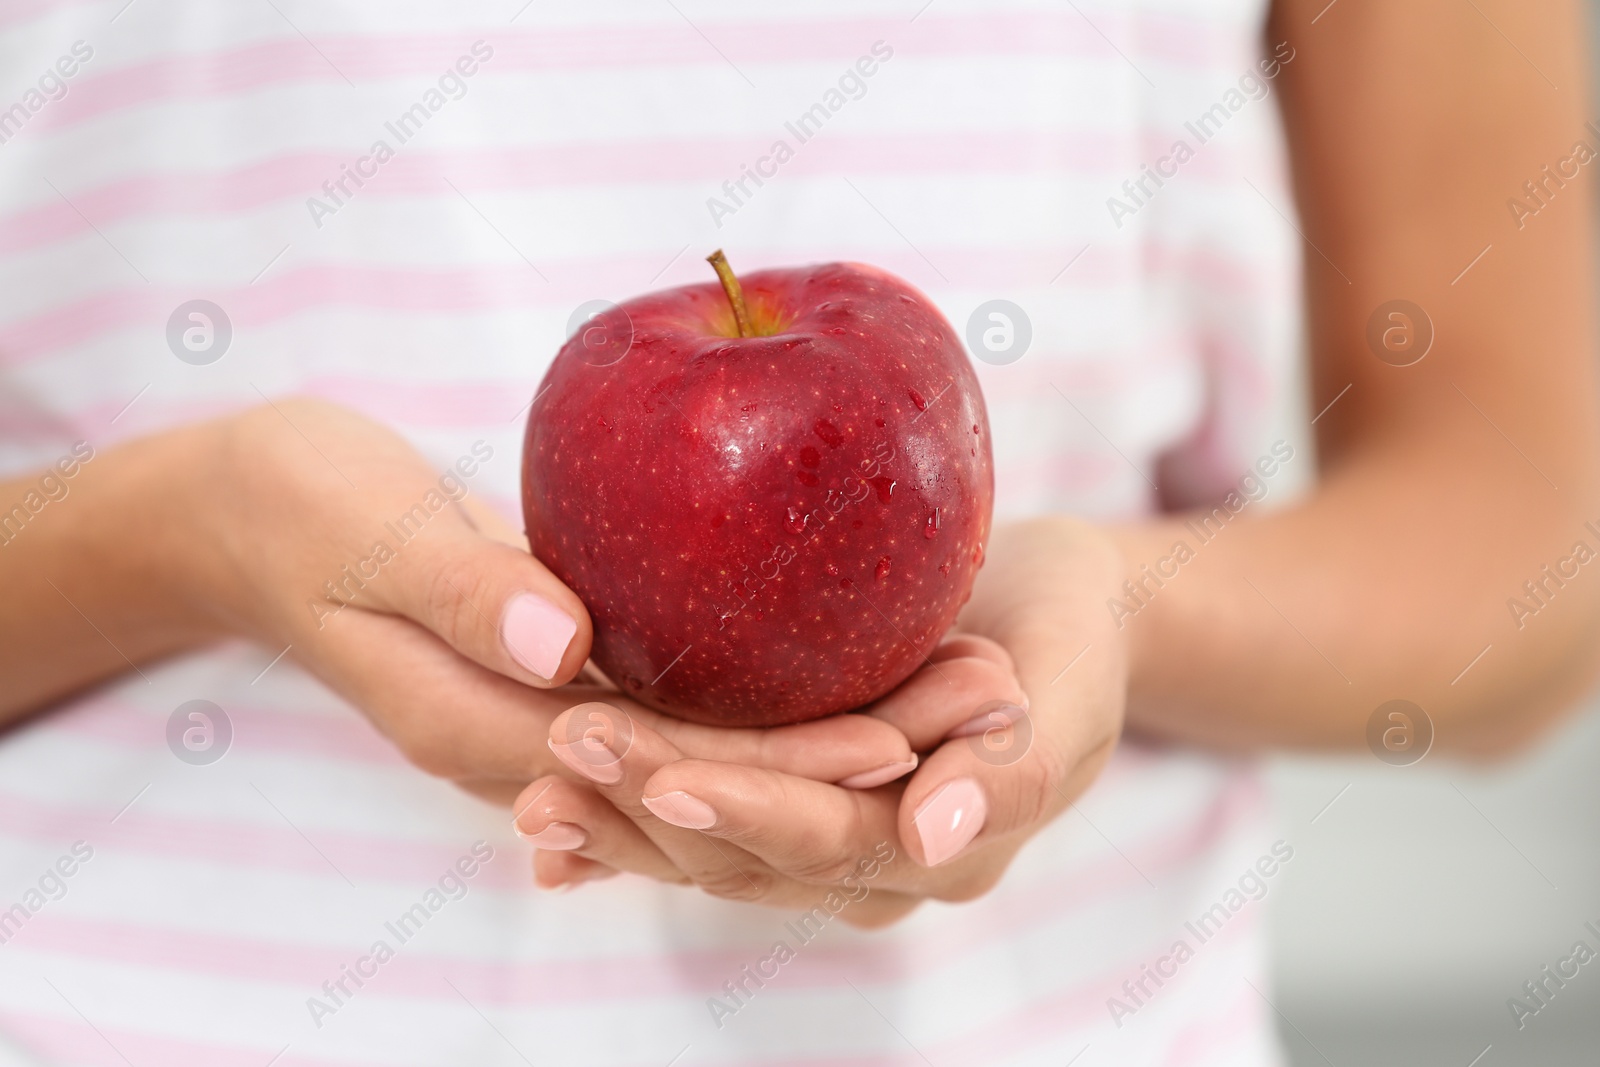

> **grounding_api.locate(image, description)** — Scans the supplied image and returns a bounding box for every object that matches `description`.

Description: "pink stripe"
[0,245,1283,370]
[0,323,1245,448]
[926,907,1266,1065]
[0,0,100,32]
[0,771,1261,1006]
[28,13,1240,136]
[0,789,526,890]
[0,131,1275,256]
[0,1011,399,1067]
[1163,979,1269,1067]
[41,694,407,768]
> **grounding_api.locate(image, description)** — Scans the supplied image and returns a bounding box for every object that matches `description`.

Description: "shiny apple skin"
[521,261,993,727]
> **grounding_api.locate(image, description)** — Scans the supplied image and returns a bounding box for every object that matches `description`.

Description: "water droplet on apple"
[784,507,807,535]
[874,417,886,428]
[972,424,980,435]
[824,562,839,577]
[909,389,927,411]
[898,294,917,305]
[972,541,985,565]
[826,327,848,336]
[875,556,891,581]
[924,508,941,539]
[796,470,819,487]
[813,419,844,448]
[870,477,895,503]
[597,414,612,432]
[799,446,821,468]
[939,561,952,576]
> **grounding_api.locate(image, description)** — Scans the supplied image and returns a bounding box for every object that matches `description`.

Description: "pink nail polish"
[642,790,717,829]
[912,777,987,867]
[548,737,624,785]
[836,756,919,790]
[514,821,587,850]
[500,592,577,680]
[945,702,1027,741]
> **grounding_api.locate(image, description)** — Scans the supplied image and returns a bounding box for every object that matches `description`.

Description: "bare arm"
[0,403,915,803]
[0,426,223,719]
[1118,0,1600,755]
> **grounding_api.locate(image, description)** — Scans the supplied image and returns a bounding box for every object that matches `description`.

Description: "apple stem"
[706,249,755,338]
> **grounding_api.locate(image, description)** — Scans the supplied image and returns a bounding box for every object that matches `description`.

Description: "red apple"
[521,253,993,727]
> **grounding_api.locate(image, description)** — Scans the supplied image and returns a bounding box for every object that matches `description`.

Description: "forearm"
[0,422,225,722]
[1117,0,1600,757]
[1114,432,1600,755]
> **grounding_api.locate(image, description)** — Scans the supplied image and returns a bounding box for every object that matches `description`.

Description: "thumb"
[897,639,1122,868]
[361,519,593,688]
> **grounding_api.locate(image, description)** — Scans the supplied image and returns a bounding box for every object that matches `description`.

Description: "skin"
[0,402,918,805]
[6,0,1600,924]
[518,0,1600,915]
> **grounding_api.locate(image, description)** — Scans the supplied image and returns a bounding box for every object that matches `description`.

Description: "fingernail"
[913,777,987,867]
[944,702,1027,741]
[642,790,717,829]
[548,737,624,785]
[836,756,919,790]
[501,592,577,680]
[513,821,586,850]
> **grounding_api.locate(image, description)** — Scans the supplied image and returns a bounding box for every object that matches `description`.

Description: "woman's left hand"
[514,516,1129,927]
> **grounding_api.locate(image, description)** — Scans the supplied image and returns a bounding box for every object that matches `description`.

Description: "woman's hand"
[515,517,1128,923]
[166,399,915,803]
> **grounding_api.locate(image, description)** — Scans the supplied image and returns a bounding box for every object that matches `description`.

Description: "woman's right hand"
[169,398,915,805]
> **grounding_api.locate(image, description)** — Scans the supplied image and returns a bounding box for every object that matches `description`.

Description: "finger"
[927,634,1014,671]
[895,641,1121,870]
[511,777,685,886]
[639,758,904,887]
[534,851,619,890]
[307,608,913,791]
[358,513,593,689]
[863,646,1028,752]
[308,609,562,781]
[547,703,821,908]
[637,758,991,901]
[647,711,916,788]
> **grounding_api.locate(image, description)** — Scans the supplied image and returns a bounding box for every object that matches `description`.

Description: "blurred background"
[1265,6,1600,1066]
[1269,704,1600,1066]
[1267,16,1600,1062]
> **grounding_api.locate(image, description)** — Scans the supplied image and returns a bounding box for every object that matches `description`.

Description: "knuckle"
[422,557,485,652]
[787,849,862,886]
[695,864,776,903]
[1018,757,1064,827]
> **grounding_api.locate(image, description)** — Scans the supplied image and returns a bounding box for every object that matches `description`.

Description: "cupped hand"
[513,516,1128,922]
[185,399,914,803]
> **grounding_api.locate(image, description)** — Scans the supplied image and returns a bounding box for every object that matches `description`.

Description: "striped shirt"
[0,1,1301,1063]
